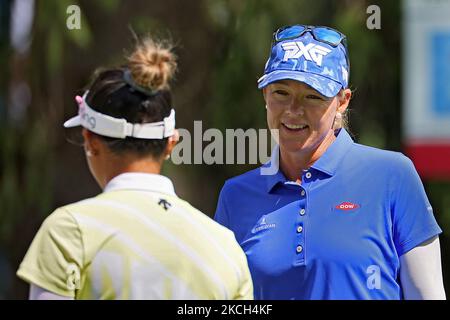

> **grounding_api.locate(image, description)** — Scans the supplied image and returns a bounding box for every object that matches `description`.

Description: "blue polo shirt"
[214,128,442,300]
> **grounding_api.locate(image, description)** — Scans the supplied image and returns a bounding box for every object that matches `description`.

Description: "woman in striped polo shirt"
[17,36,253,300]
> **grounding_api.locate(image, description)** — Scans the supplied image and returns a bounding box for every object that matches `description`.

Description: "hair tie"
[122,69,157,97]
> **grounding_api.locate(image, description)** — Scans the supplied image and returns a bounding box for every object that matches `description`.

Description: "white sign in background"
[403,0,450,141]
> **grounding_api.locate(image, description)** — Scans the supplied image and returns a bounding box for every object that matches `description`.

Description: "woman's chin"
[279,139,311,154]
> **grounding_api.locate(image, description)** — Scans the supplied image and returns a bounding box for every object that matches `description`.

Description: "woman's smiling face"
[264,79,349,154]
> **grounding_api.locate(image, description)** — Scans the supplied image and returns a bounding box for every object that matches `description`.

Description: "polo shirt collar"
[264,128,354,193]
[264,144,288,193]
[311,128,354,176]
[103,172,176,196]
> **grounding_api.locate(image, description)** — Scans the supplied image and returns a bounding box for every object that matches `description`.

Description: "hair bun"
[127,37,177,92]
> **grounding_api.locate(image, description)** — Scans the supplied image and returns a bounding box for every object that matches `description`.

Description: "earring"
[334,112,342,129]
[86,150,93,157]
[165,154,171,160]
[265,105,268,110]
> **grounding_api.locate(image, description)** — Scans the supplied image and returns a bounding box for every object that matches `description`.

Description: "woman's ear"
[81,129,100,157]
[337,88,352,114]
[164,129,180,160]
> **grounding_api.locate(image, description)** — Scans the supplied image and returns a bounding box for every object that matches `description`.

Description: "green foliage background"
[1,0,449,298]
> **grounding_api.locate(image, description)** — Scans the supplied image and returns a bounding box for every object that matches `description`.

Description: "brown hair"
[84,36,177,158]
[333,89,350,131]
[127,37,177,92]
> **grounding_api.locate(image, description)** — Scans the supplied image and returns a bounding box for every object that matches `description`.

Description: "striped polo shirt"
[17,173,253,300]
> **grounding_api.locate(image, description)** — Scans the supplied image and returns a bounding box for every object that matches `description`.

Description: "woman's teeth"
[283,123,308,130]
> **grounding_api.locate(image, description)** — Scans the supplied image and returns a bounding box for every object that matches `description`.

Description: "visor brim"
[257,70,342,98]
[63,116,81,128]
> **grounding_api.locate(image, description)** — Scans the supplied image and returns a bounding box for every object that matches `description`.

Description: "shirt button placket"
[296,208,305,261]
[296,181,307,265]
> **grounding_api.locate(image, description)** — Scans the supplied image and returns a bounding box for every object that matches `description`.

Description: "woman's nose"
[288,99,305,116]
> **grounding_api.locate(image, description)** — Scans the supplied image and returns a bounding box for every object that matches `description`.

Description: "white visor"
[63,91,175,139]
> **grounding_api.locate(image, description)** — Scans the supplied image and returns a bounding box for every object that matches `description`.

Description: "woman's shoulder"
[161,195,242,242]
[37,206,81,238]
[350,142,415,172]
[58,195,103,213]
[221,166,268,191]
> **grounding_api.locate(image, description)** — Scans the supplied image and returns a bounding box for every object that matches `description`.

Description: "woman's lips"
[282,123,309,132]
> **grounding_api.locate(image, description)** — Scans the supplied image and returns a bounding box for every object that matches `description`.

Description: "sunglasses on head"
[273,24,350,75]
[273,25,348,48]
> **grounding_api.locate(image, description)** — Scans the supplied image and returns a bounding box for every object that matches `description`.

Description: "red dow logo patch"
[335,202,360,211]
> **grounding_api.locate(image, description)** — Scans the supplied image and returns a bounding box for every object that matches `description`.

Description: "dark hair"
[85,37,177,158]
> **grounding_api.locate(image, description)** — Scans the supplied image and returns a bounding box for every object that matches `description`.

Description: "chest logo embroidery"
[252,217,276,233]
[158,199,172,211]
[335,202,360,211]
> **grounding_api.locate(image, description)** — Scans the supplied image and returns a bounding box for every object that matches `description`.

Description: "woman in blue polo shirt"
[214,25,446,300]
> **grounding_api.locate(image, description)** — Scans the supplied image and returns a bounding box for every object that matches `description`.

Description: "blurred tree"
[0,0,448,298]
[0,0,12,299]
[0,0,99,298]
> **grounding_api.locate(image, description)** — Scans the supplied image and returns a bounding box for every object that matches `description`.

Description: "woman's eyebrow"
[304,89,324,97]
[272,82,289,88]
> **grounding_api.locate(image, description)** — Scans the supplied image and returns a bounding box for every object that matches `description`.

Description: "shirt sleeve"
[214,182,230,228]
[399,236,446,299]
[222,231,253,300]
[391,155,442,257]
[29,284,74,300]
[234,252,254,300]
[16,208,84,298]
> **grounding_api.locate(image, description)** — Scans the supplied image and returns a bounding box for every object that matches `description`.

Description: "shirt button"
[297,226,303,233]
[296,245,303,253]
[305,172,312,179]
[299,208,306,216]
[300,190,305,196]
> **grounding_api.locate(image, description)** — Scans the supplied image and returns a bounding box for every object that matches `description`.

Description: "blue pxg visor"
[257,26,349,98]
